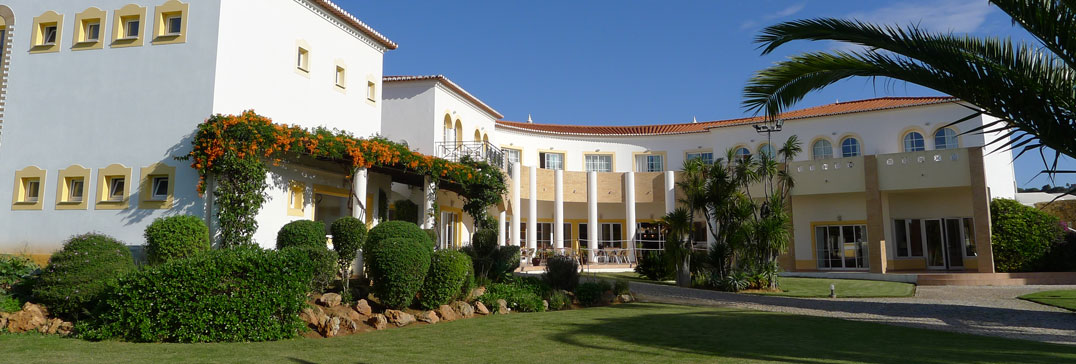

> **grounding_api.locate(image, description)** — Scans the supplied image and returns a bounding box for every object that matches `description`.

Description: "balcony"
[435,141,504,169]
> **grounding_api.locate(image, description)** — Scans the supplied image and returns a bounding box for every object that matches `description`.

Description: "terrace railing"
[435,141,504,170]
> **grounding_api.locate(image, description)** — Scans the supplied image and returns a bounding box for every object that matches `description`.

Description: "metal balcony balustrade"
[435,141,504,170]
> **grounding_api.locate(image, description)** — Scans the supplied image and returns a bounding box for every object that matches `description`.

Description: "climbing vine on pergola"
[185,111,506,247]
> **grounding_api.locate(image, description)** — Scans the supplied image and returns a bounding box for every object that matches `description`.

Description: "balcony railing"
[435,141,504,170]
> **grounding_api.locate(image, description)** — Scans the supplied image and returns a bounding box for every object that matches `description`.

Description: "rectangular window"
[85,22,101,41]
[536,222,553,250]
[585,154,612,172]
[23,179,40,203]
[539,152,564,170]
[600,223,623,249]
[635,154,664,172]
[123,18,140,39]
[504,149,521,166]
[814,224,868,269]
[150,176,169,200]
[367,81,376,101]
[686,152,714,165]
[335,66,346,89]
[962,217,976,256]
[166,15,182,35]
[439,211,458,250]
[68,178,85,202]
[108,177,125,201]
[296,47,309,71]
[42,25,58,45]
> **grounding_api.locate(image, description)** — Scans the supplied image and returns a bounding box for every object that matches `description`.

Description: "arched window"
[812,139,833,160]
[758,143,776,159]
[443,115,455,145]
[734,147,751,161]
[840,137,860,158]
[453,119,463,147]
[903,132,925,152]
[474,129,481,143]
[934,128,958,149]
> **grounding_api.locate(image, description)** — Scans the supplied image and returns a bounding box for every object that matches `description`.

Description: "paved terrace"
[628,281,1076,345]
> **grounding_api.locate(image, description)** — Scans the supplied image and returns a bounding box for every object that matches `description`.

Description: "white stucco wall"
[381,81,436,153]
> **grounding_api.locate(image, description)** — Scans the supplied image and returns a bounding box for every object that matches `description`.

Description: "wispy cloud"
[846,0,993,33]
[741,2,807,30]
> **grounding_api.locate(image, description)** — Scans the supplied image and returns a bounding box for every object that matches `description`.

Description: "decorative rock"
[345,308,365,323]
[321,316,341,337]
[617,294,634,303]
[300,308,320,327]
[56,321,74,336]
[452,301,475,318]
[416,310,439,324]
[41,318,63,334]
[384,309,415,327]
[341,317,359,332]
[6,304,48,333]
[368,314,388,330]
[436,304,459,321]
[542,300,549,311]
[0,313,7,330]
[474,301,490,315]
[317,293,342,308]
[354,299,373,316]
[468,287,487,301]
[495,299,509,314]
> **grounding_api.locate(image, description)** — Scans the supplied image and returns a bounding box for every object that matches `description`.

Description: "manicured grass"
[753,277,916,298]
[1,302,1073,363]
[589,271,674,286]
[1020,289,1076,311]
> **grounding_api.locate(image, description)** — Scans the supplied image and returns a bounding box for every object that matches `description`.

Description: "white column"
[498,210,507,246]
[554,169,564,250]
[353,168,369,221]
[510,162,521,247]
[625,171,636,262]
[527,166,538,254]
[587,171,599,262]
[420,176,436,229]
[664,170,675,215]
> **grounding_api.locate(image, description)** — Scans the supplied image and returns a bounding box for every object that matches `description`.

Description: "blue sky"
[340,0,1073,188]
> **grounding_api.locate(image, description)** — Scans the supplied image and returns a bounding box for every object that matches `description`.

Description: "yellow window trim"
[138,163,176,209]
[582,151,617,172]
[631,151,669,172]
[95,164,132,210]
[287,181,306,217]
[56,165,91,210]
[72,7,106,51]
[12,166,46,211]
[30,11,64,54]
[111,4,147,48]
[151,0,189,45]
[808,220,869,262]
[314,184,349,198]
[439,205,464,249]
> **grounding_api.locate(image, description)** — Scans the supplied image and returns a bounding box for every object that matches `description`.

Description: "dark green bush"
[546,290,571,311]
[0,254,39,292]
[392,200,419,224]
[366,237,431,309]
[613,279,630,295]
[33,234,135,319]
[543,255,579,291]
[990,198,1063,272]
[478,278,546,313]
[1039,231,1076,272]
[634,250,675,281]
[144,215,210,265]
[418,250,473,309]
[462,229,520,282]
[330,216,366,269]
[574,281,611,307]
[275,220,327,250]
[367,221,432,251]
[281,245,337,293]
[83,247,313,342]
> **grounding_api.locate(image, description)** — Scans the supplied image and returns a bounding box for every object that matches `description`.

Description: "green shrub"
[546,290,571,311]
[365,237,431,309]
[1,294,22,312]
[574,281,611,307]
[479,280,546,313]
[392,200,419,224]
[275,220,327,250]
[33,234,135,319]
[543,255,579,291]
[418,250,473,309]
[368,221,431,247]
[83,247,313,342]
[0,254,39,292]
[990,198,1063,272]
[462,229,520,282]
[634,250,675,281]
[281,245,337,293]
[330,216,366,270]
[144,215,210,265]
[1040,231,1076,272]
[613,279,630,295]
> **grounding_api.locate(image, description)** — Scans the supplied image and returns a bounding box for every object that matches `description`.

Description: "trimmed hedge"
[479,277,546,313]
[330,216,367,269]
[990,198,1063,272]
[575,280,612,307]
[462,228,520,282]
[144,215,210,265]
[84,247,314,342]
[33,234,136,319]
[367,221,432,251]
[392,199,419,224]
[543,255,580,291]
[418,250,473,309]
[366,237,431,309]
[276,220,327,250]
[283,245,337,293]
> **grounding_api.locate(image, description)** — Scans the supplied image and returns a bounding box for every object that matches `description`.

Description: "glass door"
[924,219,945,269]
[944,218,965,269]
[924,218,966,270]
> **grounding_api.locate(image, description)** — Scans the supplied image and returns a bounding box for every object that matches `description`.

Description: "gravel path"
[628,281,1076,345]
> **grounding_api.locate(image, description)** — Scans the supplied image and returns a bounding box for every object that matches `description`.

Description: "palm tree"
[659,207,694,287]
[743,0,1076,177]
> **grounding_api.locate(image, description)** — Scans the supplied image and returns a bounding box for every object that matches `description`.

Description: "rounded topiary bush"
[283,245,337,293]
[330,216,367,267]
[991,198,1063,272]
[574,281,612,307]
[34,234,136,319]
[367,221,432,251]
[276,220,326,250]
[543,255,580,291]
[418,250,473,309]
[84,247,314,342]
[366,237,431,309]
[144,215,210,265]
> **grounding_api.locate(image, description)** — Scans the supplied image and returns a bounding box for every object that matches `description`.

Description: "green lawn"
[2,303,1073,363]
[590,272,915,298]
[1020,290,1076,311]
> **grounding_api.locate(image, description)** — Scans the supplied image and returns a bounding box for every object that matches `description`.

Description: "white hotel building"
[0,0,1015,274]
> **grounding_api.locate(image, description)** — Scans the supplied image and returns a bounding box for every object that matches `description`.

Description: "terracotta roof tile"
[496,96,958,136]
[310,0,398,50]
